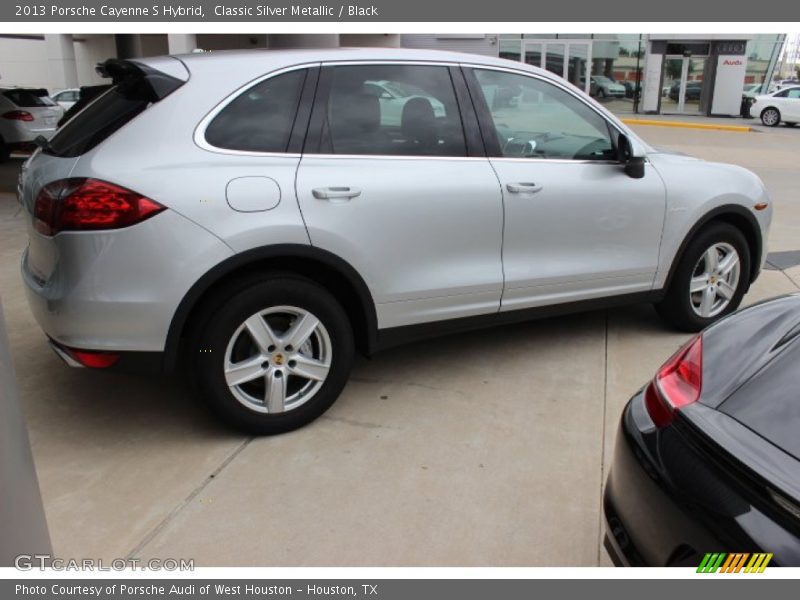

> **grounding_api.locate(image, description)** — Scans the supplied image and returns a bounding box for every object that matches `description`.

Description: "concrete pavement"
[0,124,798,566]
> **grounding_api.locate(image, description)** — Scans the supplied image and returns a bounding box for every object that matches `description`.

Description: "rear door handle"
[506,182,543,194]
[312,187,362,201]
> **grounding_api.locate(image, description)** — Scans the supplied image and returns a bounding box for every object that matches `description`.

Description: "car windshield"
[593,76,613,84]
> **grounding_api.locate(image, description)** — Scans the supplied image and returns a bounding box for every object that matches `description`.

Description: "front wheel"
[193,277,354,435]
[761,107,781,127]
[655,223,751,332]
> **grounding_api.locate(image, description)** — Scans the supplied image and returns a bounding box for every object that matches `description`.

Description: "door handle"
[312,187,362,201]
[506,182,543,194]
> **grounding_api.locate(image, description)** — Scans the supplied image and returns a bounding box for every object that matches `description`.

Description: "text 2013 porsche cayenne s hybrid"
[19,49,772,434]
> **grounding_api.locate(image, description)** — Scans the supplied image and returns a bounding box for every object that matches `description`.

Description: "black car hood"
[698,294,800,461]
[719,334,800,461]
[700,294,800,412]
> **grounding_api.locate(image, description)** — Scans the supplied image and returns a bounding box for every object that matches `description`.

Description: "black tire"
[655,222,751,332]
[193,276,354,435]
[760,107,781,127]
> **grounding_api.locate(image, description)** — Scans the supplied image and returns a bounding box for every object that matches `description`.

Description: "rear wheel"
[761,107,781,126]
[656,222,751,332]
[193,277,354,435]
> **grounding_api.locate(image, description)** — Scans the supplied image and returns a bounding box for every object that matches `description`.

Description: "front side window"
[205,69,306,153]
[319,64,467,157]
[787,88,800,99]
[473,69,615,161]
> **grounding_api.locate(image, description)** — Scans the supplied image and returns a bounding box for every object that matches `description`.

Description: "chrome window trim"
[299,154,488,162]
[193,62,320,158]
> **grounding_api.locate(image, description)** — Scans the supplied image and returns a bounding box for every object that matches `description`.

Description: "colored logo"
[697,552,772,573]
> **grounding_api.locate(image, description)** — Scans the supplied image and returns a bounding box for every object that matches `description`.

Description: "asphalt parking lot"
[1,124,799,566]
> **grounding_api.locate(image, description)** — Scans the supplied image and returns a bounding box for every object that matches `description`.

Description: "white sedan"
[749,85,800,127]
[0,88,63,161]
[51,88,80,110]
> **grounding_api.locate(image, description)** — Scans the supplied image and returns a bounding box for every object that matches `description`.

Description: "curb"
[621,118,753,133]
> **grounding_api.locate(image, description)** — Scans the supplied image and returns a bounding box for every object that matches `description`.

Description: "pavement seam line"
[597,309,610,566]
[778,268,800,291]
[124,436,254,560]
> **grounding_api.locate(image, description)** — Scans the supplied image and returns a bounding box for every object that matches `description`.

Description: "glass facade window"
[745,34,785,91]
[497,34,785,115]
[588,35,644,113]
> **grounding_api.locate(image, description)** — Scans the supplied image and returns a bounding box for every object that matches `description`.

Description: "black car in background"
[669,81,703,102]
[604,294,800,567]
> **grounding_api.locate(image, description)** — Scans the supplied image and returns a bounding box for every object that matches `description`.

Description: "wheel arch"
[163,244,378,371]
[663,205,763,292]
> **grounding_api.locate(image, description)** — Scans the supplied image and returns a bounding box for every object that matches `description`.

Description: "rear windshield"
[3,89,56,107]
[46,64,183,158]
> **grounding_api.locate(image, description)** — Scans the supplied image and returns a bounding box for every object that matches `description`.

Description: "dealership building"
[0,33,786,117]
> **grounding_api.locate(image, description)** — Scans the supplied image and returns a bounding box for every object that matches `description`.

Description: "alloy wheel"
[223,306,332,414]
[689,243,741,318]
[761,108,779,126]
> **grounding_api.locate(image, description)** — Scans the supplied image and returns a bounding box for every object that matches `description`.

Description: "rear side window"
[46,64,184,158]
[3,90,55,107]
[316,64,467,157]
[204,69,307,153]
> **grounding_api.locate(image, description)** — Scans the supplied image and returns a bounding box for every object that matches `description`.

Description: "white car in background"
[364,79,445,126]
[0,88,63,161]
[749,85,800,127]
[51,88,80,110]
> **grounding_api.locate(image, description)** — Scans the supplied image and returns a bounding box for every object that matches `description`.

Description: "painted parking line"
[622,118,753,133]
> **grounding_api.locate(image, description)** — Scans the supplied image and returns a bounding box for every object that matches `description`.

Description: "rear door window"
[204,69,307,153]
[315,64,467,157]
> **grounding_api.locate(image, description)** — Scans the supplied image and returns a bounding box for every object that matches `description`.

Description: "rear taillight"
[34,178,165,236]
[644,335,703,428]
[2,110,34,121]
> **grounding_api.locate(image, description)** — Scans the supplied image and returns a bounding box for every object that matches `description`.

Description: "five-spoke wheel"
[656,222,750,332]
[194,276,354,435]
[689,243,741,319]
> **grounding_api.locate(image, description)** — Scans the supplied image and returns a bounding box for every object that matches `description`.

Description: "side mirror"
[617,133,645,179]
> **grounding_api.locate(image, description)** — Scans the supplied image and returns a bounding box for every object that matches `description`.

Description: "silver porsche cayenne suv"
[18,48,773,434]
